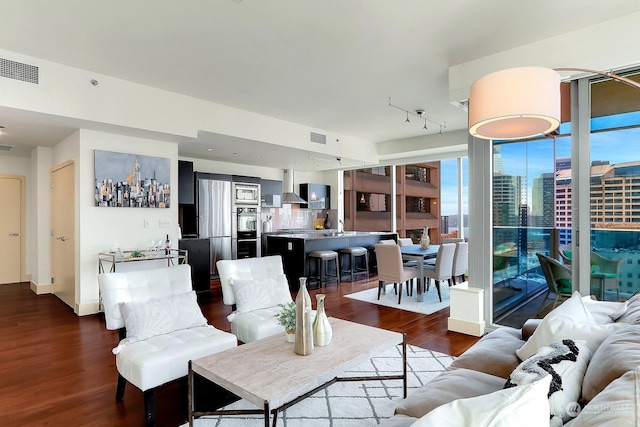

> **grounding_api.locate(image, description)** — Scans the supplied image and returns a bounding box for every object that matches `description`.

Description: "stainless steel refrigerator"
[198,179,232,276]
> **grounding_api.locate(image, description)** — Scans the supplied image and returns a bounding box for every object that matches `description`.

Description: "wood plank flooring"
[0,275,479,427]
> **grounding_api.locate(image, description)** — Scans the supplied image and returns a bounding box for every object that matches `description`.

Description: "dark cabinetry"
[261,179,283,208]
[300,184,330,209]
[178,238,211,293]
[178,161,195,205]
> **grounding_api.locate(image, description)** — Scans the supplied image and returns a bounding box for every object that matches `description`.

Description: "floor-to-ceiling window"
[588,72,640,299]
[492,138,558,318]
[494,69,640,325]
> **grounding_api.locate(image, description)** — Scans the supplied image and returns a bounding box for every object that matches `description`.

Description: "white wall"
[75,131,178,314]
[31,146,52,290]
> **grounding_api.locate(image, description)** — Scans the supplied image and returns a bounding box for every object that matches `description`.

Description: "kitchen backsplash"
[262,205,337,230]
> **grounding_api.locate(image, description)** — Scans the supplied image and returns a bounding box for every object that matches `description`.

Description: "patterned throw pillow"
[230,274,293,314]
[506,339,592,426]
[113,291,208,354]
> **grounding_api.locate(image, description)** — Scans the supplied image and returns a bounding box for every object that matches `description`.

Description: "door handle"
[56,236,67,242]
[9,233,19,237]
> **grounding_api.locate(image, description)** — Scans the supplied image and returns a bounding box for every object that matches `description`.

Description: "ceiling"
[0,1,639,168]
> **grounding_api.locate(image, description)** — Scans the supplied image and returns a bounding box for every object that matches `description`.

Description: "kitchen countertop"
[267,231,391,240]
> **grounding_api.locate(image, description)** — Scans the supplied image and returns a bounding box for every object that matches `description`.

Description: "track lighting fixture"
[388,97,445,134]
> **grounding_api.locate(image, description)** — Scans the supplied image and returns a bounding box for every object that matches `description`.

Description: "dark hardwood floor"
[0,275,479,427]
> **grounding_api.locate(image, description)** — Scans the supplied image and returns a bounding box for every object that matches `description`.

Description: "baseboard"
[448,317,486,337]
[76,302,100,316]
[30,281,52,294]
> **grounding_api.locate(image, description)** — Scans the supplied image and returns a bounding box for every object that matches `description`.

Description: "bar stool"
[339,247,369,282]
[308,250,340,288]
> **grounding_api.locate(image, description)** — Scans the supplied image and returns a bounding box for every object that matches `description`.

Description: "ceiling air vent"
[0,144,14,151]
[310,132,326,145]
[0,58,39,84]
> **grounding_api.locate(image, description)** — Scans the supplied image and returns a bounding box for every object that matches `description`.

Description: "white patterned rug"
[182,344,454,426]
[344,283,451,315]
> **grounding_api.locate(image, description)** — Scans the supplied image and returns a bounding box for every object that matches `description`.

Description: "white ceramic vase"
[420,226,431,249]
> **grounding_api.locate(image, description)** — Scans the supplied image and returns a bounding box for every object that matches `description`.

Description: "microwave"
[233,183,260,205]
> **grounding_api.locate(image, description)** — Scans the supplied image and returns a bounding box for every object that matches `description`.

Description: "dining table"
[399,244,440,302]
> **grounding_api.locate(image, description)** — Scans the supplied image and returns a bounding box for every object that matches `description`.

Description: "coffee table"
[188,317,406,427]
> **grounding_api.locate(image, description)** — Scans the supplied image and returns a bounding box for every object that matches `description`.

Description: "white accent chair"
[217,255,294,343]
[98,264,237,426]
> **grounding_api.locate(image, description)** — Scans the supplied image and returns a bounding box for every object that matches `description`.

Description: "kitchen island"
[266,231,397,290]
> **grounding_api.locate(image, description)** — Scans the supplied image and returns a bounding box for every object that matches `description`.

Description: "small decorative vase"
[294,277,314,355]
[324,213,331,229]
[420,226,431,250]
[313,294,332,346]
[285,330,295,343]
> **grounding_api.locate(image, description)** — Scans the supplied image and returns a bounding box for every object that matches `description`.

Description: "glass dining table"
[399,244,440,302]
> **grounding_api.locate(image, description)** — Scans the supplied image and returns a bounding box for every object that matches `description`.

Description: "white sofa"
[98,264,237,426]
[217,255,294,343]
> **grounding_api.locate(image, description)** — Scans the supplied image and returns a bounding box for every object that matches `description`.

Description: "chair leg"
[536,291,551,317]
[435,280,442,302]
[378,280,384,299]
[144,389,156,427]
[397,282,403,304]
[116,373,127,401]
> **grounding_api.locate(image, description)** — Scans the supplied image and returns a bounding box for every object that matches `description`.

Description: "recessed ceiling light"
[207,148,213,151]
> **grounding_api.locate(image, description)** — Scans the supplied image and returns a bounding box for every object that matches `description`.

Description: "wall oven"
[232,206,261,259]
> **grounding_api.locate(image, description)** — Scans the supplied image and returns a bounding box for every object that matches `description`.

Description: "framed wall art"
[94,150,171,208]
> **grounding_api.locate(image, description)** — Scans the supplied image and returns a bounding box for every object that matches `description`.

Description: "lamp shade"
[469,67,561,140]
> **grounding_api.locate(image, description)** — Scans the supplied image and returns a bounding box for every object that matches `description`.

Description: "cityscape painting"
[94,150,170,208]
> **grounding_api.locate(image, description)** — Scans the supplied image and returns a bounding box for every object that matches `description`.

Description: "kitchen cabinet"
[261,178,283,208]
[300,183,330,209]
[178,160,195,205]
[178,238,211,293]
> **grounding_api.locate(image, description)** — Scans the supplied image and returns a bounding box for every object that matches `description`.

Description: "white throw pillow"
[114,291,208,354]
[410,375,552,427]
[506,339,592,425]
[580,296,627,324]
[230,274,293,314]
[516,292,626,360]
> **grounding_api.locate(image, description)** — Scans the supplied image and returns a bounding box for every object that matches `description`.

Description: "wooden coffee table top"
[191,317,403,410]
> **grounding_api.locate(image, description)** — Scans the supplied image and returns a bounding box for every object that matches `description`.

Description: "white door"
[51,161,75,308]
[0,176,22,284]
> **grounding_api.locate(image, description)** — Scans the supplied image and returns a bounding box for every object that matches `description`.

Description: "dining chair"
[421,243,456,302]
[536,252,573,316]
[451,241,468,285]
[397,238,414,247]
[374,243,420,304]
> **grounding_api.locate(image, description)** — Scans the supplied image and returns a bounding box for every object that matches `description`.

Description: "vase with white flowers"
[274,301,296,342]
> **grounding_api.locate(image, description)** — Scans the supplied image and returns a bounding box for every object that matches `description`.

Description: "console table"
[98,249,188,273]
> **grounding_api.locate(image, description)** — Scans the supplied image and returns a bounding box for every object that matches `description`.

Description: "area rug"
[344,282,451,315]
[181,344,454,426]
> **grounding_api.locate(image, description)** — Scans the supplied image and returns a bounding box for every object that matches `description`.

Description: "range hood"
[282,169,307,204]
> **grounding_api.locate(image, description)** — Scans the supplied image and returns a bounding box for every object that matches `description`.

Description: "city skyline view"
[439,112,640,217]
